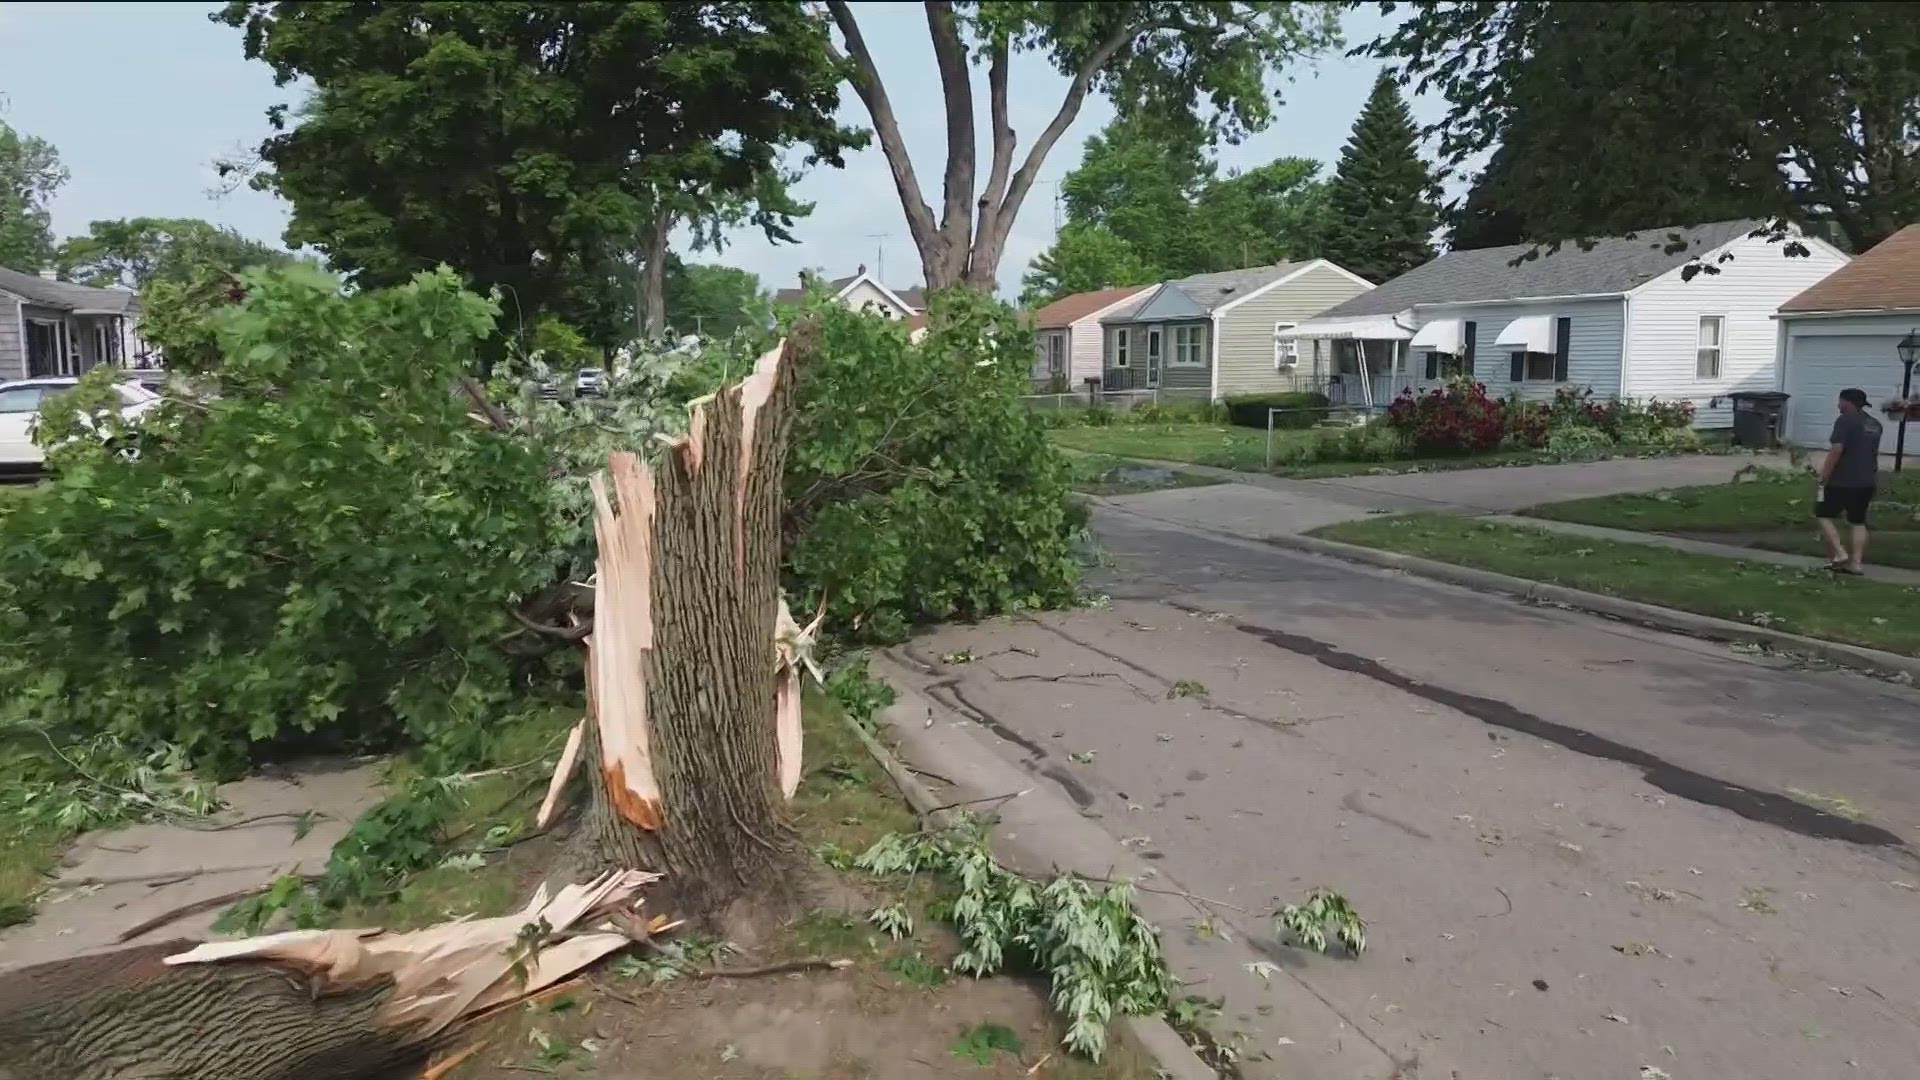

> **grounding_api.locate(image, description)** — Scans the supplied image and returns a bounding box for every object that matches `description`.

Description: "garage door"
[1783,334,1904,452]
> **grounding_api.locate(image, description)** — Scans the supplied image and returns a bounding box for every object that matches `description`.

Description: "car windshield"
[0,387,45,414]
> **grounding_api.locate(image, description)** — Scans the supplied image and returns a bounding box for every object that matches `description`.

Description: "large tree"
[0,120,66,271]
[662,259,769,338]
[1372,1,1920,254]
[1019,222,1156,307]
[56,217,296,290]
[218,2,860,349]
[826,1,1340,292]
[1317,72,1437,282]
[1020,109,1330,304]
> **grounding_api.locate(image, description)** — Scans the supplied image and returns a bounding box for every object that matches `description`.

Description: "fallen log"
[0,871,660,1080]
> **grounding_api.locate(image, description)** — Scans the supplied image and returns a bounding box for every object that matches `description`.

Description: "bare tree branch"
[987,18,1140,261]
[824,1,940,266]
[969,34,1016,284]
[925,1,977,287]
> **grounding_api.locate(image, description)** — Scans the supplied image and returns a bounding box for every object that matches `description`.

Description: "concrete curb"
[837,677,1220,1080]
[1259,530,1920,684]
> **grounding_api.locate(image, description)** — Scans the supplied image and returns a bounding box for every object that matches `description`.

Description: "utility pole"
[866,232,890,283]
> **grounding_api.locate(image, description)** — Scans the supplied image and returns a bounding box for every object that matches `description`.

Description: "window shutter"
[1425,351,1438,380]
[1463,321,1477,377]
[1509,351,1525,382]
[1553,317,1571,382]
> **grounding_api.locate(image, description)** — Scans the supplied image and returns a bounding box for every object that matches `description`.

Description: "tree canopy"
[57,217,297,290]
[1371,1,1920,254]
[217,1,861,349]
[663,260,768,339]
[1316,72,1437,282]
[828,1,1340,291]
[1020,109,1329,305]
[0,120,66,271]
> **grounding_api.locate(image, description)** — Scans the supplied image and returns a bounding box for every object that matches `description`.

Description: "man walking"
[1816,387,1884,574]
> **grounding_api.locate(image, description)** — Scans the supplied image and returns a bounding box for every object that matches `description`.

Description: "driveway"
[1130,453,1788,541]
[885,505,1920,1080]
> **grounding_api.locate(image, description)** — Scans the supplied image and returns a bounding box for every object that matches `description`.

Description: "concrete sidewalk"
[1486,513,1920,586]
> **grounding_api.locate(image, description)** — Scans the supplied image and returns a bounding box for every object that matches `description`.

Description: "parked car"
[0,376,162,470]
[575,367,606,396]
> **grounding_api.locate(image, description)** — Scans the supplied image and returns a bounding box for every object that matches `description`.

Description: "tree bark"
[569,326,816,914]
[0,942,420,1080]
[639,205,673,341]
[826,2,1145,293]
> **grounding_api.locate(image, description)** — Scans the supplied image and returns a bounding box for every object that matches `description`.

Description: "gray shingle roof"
[1102,261,1310,323]
[0,266,140,314]
[1319,220,1766,319]
[772,272,924,311]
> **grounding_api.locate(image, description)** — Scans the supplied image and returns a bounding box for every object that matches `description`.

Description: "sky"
[0,2,1446,300]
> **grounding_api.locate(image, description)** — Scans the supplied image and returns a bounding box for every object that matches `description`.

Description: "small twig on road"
[114,873,327,942]
[176,812,326,833]
[905,764,957,787]
[925,788,1032,816]
[1081,873,1250,914]
[998,670,1157,701]
[1476,886,1513,918]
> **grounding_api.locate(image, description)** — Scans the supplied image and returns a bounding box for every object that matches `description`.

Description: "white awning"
[1274,314,1413,340]
[1410,318,1464,353]
[1494,315,1555,353]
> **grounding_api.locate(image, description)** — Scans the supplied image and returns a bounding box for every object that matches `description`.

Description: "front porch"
[21,308,137,378]
[1276,314,1421,412]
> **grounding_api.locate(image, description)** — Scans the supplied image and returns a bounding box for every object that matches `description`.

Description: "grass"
[1049,423,1270,471]
[1314,513,1920,656]
[1527,467,1920,570]
[1062,452,1223,496]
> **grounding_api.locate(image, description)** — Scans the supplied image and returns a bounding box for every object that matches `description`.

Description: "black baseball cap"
[1839,387,1869,407]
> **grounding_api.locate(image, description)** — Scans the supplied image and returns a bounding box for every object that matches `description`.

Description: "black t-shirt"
[1829,410,1884,488]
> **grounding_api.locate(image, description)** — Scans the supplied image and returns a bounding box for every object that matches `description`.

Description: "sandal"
[1829,564,1865,576]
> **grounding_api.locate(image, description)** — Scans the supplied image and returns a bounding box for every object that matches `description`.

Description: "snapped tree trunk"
[560,326,816,914]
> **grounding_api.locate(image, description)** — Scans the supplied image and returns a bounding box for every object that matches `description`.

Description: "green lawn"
[1527,468,1920,570]
[1314,513,1920,656]
[1049,424,1272,471]
[1063,452,1225,496]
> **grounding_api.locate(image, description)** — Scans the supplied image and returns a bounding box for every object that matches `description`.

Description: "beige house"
[1097,260,1373,399]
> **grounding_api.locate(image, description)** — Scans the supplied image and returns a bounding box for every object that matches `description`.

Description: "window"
[1112,328,1130,368]
[1696,315,1724,379]
[0,387,46,414]
[1274,323,1298,368]
[1171,324,1207,367]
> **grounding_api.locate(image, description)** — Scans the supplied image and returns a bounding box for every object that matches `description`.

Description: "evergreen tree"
[1320,73,1438,281]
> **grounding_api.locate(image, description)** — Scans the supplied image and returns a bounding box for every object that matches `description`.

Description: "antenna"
[865,232,891,283]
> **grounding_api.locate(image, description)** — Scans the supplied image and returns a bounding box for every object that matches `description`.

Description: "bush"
[777,291,1084,642]
[1223,391,1331,430]
[1385,380,1506,450]
[1336,423,1407,462]
[0,268,562,773]
[1130,400,1224,425]
[1644,398,1698,431]
[1547,386,1697,444]
[1502,398,1551,449]
[1545,425,1615,457]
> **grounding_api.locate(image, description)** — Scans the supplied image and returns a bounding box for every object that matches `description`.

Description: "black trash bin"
[1729,391,1790,448]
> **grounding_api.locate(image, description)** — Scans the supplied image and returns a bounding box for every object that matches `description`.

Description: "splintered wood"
[538,336,814,864]
[164,870,664,1043]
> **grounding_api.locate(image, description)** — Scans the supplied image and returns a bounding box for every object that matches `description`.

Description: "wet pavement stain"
[1203,610,1907,849]
[930,680,1097,809]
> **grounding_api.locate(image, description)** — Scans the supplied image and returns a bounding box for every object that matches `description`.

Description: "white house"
[774,265,925,323]
[1776,223,1919,456]
[1027,285,1156,390]
[1279,220,1852,426]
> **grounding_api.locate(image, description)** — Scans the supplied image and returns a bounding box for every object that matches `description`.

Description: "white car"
[0,376,162,469]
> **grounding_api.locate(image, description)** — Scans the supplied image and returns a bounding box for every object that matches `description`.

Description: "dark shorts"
[1815,486,1875,525]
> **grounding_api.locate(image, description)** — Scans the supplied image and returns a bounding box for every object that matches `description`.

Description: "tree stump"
[563,327,817,914]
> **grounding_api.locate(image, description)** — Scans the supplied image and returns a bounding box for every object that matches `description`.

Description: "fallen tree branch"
[509,605,592,642]
[925,788,1031,816]
[114,874,327,943]
[176,811,326,834]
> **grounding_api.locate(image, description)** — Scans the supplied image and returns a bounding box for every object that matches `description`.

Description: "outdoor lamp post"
[1898,330,1918,473]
